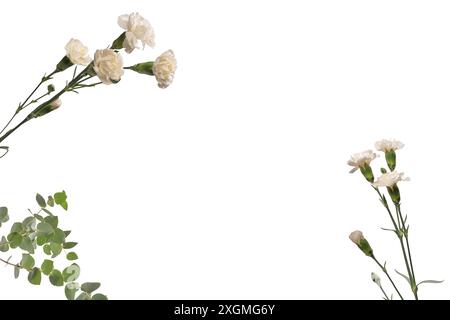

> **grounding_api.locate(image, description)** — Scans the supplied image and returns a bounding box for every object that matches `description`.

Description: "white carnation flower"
[347,150,378,173]
[65,39,91,65]
[375,139,404,152]
[118,13,155,53]
[93,49,124,85]
[153,50,177,89]
[372,171,409,188]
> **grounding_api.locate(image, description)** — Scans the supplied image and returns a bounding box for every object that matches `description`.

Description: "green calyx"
[111,32,126,50]
[360,165,374,183]
[358,238,373,257]
[128,61,155,76]
[385,150,397,171]
[27,101,58,120]
[56,56,73,72]
[387,184,401,204]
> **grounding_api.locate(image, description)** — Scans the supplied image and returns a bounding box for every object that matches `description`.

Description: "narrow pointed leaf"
[418,279,444,286]
[395,269,410,285]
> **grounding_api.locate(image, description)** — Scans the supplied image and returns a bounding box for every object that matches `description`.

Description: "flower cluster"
[0,12,178,147]
[66,12,176,88]
[347,139,442,300]
[347,139,408,200]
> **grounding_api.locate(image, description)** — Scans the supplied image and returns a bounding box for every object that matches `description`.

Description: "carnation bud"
[128,62,155,76]
[28,98,62,119]
[47,84,55,93]
[385,150,397,171]
[349,230,373,257]
[371,272,381,286]
[49,99,62,110]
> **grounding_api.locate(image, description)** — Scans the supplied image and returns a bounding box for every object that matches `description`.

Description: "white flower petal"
[347,150,378,171]
[372,171,409,188]
[65,38,91,66]
[93,49,124,85]
[118,14,130,29]
[375,139,404,152]
[117,12,155,53]
[152,50,177,89]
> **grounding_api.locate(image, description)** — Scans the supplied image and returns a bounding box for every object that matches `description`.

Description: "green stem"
[0,64,93,144]
[0,257,20,268]
[0,70,57,137]
[378,283,390,300]
[22,70,57,107]
[373,187,416,299]
[373,187,399,231]
[372,256,404,300]
[396,204,418,300]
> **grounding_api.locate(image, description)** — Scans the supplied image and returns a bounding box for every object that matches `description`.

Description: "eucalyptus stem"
[372,256,404,300]
[0,256,25,270]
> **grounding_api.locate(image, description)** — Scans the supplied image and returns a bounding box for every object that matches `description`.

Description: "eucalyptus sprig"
[0,191,107,300]
[347,140,443,300]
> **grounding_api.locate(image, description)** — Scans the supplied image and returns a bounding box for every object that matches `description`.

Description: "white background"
[0,0,449,300]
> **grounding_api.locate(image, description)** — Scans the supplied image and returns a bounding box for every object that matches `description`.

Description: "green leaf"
[81,282,101,294]
[41,259,54,275]
[418,279,445,286]
[64,230,71,237]
[0,236,9,252]
[66,252,78,261]
[14,265,20,279]
[395,269,411,285]
[20,253,35,269]
[92,293,108,300]
[7,233,23,248]
[36,235,48,246]
[63,242,78,249]
[37,222,54,236]
[43,244,52,255]
[0,207,9,223]
[52,228,66,244]
[28,267,41,285]
[54,191,68,211]
[50,242,62,258]
[49,269,64,286]
[36,193,46,208]
[76,292,91,300]
[19,237,35,254]
[47,196,55,207]
[22,216,36,232]
[65,282,79,300]
[34,214,44,222]
[63,263,80,282]
[44,216,58,229]
[42,208,54,216]
[10,222,23,234]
